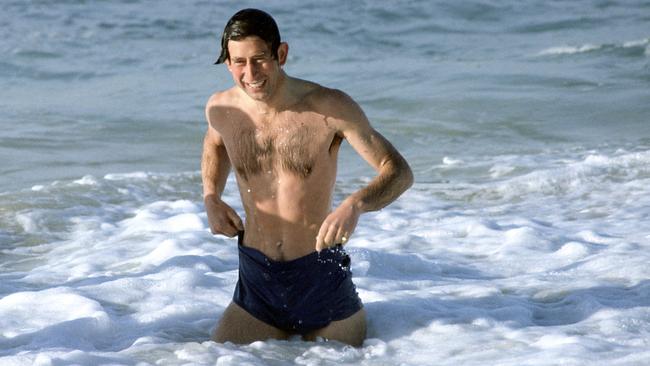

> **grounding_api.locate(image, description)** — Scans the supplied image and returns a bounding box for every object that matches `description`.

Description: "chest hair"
[231,123,319,180]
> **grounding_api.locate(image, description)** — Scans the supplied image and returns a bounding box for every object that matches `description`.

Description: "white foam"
[15,212,39,234]
[538,44,601,56]
[489,164,516,178]
[73,175,98,186]
[119,200,204,236]
[533,333,582,349]
[622,37,649,48]
[554,241,590,259]
[538,37,650,57]
[442,156,464,166]
[480,150,650,200]
[104,172,150,180]
[3,147,650,365]
[0,288,110,340]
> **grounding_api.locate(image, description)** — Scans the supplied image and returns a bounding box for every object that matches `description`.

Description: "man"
[203,8,413,346]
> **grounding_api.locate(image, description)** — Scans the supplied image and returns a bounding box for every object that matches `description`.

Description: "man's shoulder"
[206,88,238,109]
[296,80,357,110]
[294,79,368,131]
[205,88,246,131]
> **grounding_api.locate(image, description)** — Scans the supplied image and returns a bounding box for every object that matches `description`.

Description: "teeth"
[247,80,264,88]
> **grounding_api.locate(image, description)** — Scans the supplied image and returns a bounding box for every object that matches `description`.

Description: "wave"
[512,16,604,34]
[538,44,602,56]
[537,37,649,56]
[422,148,650,207]
[478,149,650,201]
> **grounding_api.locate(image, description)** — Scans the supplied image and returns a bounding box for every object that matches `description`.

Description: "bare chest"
[226,115,340,180]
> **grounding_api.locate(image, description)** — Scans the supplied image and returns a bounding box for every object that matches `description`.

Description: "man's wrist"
[203,192,220,202]
[343,196,366,214]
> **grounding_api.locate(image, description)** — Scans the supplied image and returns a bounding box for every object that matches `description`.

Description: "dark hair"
[214,8,281,64]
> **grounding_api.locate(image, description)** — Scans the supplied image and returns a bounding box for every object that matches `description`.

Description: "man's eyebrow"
[232,52,268,60]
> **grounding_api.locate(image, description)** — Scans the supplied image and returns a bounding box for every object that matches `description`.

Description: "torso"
[209,78,343,260]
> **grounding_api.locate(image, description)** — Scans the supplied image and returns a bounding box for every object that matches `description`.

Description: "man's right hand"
[204,194,244,237]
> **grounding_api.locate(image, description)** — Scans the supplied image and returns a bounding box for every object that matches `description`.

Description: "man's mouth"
[245,80,266,90]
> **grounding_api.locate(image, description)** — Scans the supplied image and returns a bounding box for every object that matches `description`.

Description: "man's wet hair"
[215,8,281,64]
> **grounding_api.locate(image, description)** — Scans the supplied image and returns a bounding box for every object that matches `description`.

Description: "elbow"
[404,164,414,190]
[385,155,414,195]
[399,160,414,193]
[392,152,413,189]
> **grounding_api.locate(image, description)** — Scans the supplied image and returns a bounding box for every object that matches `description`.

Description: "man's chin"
[245,90,270,101]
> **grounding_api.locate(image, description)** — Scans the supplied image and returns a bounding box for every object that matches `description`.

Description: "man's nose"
[244,61,258,79]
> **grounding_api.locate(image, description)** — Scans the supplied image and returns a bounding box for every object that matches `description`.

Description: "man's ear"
[277,42,289,66]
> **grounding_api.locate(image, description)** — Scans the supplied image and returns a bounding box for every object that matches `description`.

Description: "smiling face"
[225,36,288,102]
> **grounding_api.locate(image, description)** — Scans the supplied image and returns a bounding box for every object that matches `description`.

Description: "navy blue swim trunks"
[233,231,363,334]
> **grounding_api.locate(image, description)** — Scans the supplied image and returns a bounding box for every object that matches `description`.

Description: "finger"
[223,225,239,237]
[315,229,325,253]
[322,223,338,249]
[336,226,351,245]
[216,221,237,237]
[217,213,240,237]
[315,219,332,252]
[227,209,244,231]
[208,218,225,236]
[208,221,219,235]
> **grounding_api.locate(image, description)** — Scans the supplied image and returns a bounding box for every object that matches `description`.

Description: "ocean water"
[1,0,650,365]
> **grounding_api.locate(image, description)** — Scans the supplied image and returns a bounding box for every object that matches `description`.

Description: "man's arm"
[202,104,244,238]
[315,90,414,251]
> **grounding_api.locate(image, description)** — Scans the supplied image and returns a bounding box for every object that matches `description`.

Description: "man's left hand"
[315,199,361,252]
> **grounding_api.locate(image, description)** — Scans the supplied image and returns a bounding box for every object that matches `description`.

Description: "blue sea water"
[1,1,650,365]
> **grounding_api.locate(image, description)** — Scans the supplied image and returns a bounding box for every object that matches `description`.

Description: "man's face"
[225,36,285,102]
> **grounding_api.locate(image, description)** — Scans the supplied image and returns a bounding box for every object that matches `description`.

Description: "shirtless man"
[203,9,413,346]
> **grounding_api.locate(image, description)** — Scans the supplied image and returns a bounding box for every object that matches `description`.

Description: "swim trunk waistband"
[236,230,349,271]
